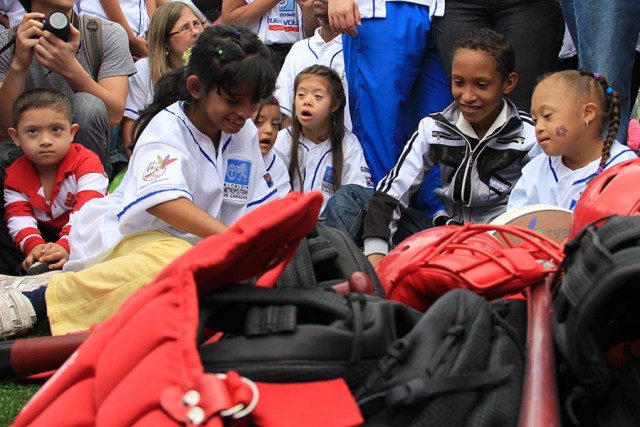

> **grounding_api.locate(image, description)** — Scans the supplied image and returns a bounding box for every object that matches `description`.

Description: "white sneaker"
[0,276,50,292]
[0,289,37,339]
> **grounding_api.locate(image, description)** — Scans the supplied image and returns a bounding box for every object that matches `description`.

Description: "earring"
[164,47,169,56]
[585,120,590,127]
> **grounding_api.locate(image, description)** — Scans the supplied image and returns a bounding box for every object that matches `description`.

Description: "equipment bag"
[552,215,640,426]
[199,284,420,388]
[356,288,526,426]
[276,223,386,297]
[201,285,526,427]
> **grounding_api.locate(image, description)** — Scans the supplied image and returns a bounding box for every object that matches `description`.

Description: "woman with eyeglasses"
[120,1,206,160]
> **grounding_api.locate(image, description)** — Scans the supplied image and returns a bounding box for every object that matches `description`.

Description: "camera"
[42,11,70,42]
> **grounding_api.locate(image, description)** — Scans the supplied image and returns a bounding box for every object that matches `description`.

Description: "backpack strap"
[198,284,355,338]
[80,14,102,80]
[1,26,18,63]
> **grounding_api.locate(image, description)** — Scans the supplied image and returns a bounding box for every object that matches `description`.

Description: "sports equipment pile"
[3,155,640,426]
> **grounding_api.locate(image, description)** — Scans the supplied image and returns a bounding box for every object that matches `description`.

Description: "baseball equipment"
[356,288,527,426]
[376,223,563,311]
[276,223,385,296]
[490,204,573,245]
[199,284,420,389]
[552,215,640,426]
[570,157,640,239]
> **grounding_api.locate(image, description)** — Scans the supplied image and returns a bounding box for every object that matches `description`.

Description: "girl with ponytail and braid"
[0,25,282,339]
[508,69,637,211]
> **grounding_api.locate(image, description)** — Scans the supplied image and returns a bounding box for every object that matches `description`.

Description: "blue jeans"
[562,0,640,143]
[321,184,432,246]
[432,0,564,112]
[342,2,451,217]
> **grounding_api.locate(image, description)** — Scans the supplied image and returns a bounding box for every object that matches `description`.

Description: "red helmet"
[570,158,640,239]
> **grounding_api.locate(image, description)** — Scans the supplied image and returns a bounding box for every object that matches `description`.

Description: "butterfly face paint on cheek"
[556,125,568,137]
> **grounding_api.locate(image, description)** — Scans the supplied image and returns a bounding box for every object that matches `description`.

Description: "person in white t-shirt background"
[0,0,24,28]
[76,0,150,59]
[219,0,316,72]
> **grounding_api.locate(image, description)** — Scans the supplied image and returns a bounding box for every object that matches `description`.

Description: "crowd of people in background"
[0,0,638,340]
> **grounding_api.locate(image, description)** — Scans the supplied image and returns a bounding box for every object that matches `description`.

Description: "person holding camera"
[0,0,135,167]
[0,0,135,274]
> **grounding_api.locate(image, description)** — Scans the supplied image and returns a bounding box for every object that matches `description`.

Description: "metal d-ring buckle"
[215,373,259,419]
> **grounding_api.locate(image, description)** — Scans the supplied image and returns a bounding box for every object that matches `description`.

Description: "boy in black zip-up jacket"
[322,28,538,267]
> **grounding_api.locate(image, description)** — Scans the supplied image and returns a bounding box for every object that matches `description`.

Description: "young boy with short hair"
[323,28,539,266]
[4,88,108,272]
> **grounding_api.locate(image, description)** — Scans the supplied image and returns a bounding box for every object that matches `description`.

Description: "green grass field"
[0,380,42,426]
[0,322,52,426]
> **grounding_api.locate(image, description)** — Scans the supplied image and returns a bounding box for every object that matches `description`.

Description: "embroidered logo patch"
[224,159,251,200]
[264,172,274,188]
[321,166,334,195]
[143,155,177,181]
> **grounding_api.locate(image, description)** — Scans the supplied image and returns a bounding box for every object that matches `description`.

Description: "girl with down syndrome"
[507,70,637,211]
[0,25,282,339]
[273,64,374,214]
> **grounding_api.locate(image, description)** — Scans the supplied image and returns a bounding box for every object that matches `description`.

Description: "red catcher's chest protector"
[12,191,363,427]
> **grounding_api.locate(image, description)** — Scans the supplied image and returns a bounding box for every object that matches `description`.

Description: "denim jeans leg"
[320,184,374,246]
[71,92,110,172]
[562,0,640,142]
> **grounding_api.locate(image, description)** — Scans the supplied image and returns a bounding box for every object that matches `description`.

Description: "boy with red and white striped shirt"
[4,88,107,272]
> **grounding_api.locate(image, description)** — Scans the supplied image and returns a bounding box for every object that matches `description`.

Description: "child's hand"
[22,243,46,271]
[38,243,69,270]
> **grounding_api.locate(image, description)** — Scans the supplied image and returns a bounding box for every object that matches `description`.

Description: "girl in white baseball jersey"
[508,70,637,211]
[0,25,280,339]
[252,95,291,196]
[273,64,373,214]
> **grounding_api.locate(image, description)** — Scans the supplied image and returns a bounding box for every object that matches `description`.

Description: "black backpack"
[198,284,420,388]
[198,285,526,426]
[552,215,640,426]
[276,224,386,297]
[355,289,526,426]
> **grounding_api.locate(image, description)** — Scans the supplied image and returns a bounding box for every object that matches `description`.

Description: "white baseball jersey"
[65,101,279,271]
[76,0,149,38]
[263,149,291,197]
[274,27,351,130]
[123,57,153,121]
[508,141,637,211]
[273,128,373,212]
[247,0,305,45]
